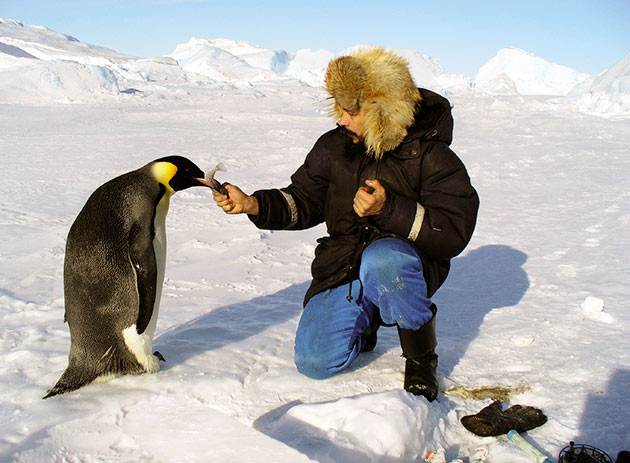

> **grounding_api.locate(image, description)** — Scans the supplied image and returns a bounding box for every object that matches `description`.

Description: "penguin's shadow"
[153,282,308,367]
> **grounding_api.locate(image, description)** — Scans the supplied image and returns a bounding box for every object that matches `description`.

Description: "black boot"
[362,329,378,353]
[397,306,439,402]
[361,311,383,353]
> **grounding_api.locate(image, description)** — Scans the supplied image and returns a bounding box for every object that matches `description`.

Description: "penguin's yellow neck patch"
[151,162,177,194]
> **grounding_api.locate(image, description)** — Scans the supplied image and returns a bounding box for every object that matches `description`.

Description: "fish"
[204,164,228,195]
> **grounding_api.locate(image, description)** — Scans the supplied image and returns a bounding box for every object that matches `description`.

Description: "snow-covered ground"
[1,18,629,463]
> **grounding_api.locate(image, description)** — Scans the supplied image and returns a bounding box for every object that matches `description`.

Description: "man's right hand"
[212,184,259,215]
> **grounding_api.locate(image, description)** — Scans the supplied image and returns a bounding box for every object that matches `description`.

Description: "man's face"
[339,108,366,143]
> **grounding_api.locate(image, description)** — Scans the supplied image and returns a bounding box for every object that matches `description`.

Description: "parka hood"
[324,48,422,159]
[406,88,454,146]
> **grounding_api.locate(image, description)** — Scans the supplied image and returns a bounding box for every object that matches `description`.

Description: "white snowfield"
[1,17,629,463]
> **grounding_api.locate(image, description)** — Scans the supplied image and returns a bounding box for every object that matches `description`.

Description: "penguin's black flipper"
[129,222,158,335]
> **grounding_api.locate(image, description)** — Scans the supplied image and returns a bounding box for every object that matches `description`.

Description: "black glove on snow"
[460,401,547,437]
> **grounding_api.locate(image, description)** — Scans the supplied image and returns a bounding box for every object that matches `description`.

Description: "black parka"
[249,89,479,305]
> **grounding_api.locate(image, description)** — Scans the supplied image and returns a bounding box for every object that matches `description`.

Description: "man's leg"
[358,237,433,328]
[294,282,376,379]
[359,238,439,401]
[295,237,438,399]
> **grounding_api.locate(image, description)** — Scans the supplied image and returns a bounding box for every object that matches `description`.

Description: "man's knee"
[294,343,337,379]
[294,286,366,379]
[361,238,399,270]
[361,238,422,278]
[294,330,359,379]
[294,323,332,379]
[360,238,432,330]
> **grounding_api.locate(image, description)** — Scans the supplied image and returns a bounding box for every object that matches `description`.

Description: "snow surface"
[1,18,629,463]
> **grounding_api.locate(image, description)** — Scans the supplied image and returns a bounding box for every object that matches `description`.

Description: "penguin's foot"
[154,351,166,362]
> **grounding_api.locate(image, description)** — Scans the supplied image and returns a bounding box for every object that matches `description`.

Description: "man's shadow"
[432,244,530,378]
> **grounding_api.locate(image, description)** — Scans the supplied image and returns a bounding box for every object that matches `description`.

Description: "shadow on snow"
[433,244,530,379]
[154,282,309,366]
[154,244,530,462]
[575,369,630,458]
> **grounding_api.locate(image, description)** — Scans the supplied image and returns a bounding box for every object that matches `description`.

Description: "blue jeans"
[294,238,433,379]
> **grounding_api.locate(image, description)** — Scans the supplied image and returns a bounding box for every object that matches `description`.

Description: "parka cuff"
[248,189,301,230]
[247,190,272,228]
[374,193,424,241]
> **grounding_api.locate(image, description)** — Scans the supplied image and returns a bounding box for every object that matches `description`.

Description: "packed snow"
[1,17,629,463]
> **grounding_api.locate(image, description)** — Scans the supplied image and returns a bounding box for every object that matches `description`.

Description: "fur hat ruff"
[324,47,422,157]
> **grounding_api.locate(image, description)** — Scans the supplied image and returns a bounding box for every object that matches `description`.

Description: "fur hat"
[324,47,422,158]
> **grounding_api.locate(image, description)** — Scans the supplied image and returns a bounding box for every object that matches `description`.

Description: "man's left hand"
[353,179,387,217]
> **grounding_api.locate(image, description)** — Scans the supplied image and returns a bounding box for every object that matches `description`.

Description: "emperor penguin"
[44,156,212,398]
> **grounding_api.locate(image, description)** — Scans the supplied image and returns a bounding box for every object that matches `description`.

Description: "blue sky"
[3,0,629,77]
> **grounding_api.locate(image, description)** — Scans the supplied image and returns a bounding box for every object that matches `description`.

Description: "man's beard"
[337,124,362,143]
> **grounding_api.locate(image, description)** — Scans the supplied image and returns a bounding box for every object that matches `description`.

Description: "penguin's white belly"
[147,196,169,339]
[122,193,170,373]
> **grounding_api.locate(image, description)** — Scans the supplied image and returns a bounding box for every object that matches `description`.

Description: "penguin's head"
[150,156,213,192]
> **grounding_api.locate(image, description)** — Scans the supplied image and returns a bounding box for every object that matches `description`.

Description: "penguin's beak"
[196,177,229,196]
[195,177,213,188]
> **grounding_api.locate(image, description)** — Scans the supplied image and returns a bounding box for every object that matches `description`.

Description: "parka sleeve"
[374,143,479,259]
[248,134,331,231]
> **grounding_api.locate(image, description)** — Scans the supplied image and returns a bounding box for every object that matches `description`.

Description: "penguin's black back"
[47,165,164,397]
